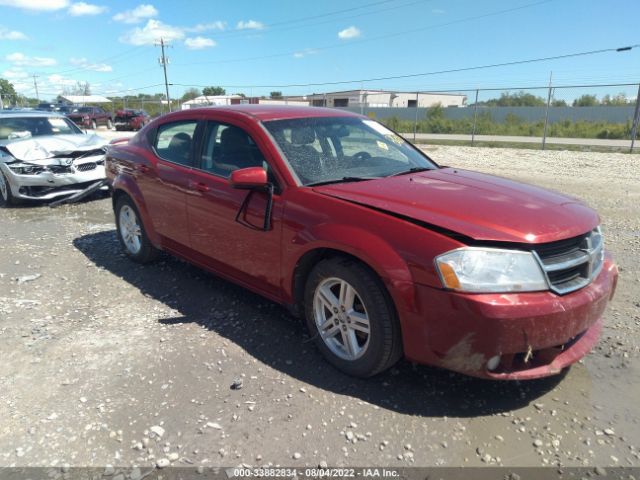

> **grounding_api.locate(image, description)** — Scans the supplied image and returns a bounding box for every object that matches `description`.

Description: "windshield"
[0,116,83,140]
[263,116,436,185]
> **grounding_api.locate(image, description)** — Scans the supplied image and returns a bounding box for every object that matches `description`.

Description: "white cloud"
[2,67,29,79]
[119,19,184,45]
[184,36,216,50]
[186,21,226,33]
[0,0,69,10]
[236,20,263,30]
[293,49,317,59]
[6,52,57,67]
[68,2,106,15]
[113,4,158,23]
[338,26,361,40]
[47,74,79,88]
[69,57,112,72]
[432,8,445,14]
[0,26,28,40]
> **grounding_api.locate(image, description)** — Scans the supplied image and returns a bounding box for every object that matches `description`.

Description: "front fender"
[288,224,418,315]
[111,175,161,247]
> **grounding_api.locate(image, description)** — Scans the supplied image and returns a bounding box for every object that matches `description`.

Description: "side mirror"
[229,167,268,189]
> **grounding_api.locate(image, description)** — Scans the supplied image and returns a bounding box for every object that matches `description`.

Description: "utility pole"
[156,38,172,112]
[32,74,40,102]
[630,83,640,153]
[542,71,553,150]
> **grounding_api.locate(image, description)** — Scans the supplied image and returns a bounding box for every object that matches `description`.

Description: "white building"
[181,95,243,110]
[294,90,467,108]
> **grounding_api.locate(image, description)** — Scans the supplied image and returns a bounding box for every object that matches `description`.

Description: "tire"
[115,196,159,263]
[304,257,402,377]
[0,170,17,207]
[107,118,113,130]
[91,120,97,130]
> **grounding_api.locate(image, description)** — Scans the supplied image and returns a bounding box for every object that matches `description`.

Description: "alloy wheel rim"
[313,277,370,361]
[119,205,142,254]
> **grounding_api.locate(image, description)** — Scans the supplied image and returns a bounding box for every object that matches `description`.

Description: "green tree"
[270,91,283,99]
[482,91,546,107]
[0,78,18,106]
[601,93,629,106]
[202,86,226,96]
[552,99,567,107]
[181,87,201,102]
[573,94,598,107]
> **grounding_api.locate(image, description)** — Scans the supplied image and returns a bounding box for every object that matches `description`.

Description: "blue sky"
[1,0,639,102]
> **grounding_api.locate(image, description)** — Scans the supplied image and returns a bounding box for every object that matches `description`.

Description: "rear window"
[153,121,198,166]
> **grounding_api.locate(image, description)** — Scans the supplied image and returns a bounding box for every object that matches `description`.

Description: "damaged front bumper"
[1,158,106,201]
[404,254,618,380]
[0,134,109,203]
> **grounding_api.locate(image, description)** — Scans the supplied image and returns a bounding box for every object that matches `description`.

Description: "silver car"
[0,110,108,205]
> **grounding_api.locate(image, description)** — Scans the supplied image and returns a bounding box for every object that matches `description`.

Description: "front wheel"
[0,170,17,206]
[115,196,159,263]
[304,257,402,377]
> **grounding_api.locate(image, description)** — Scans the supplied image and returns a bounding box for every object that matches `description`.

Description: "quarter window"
[154,121,198,166]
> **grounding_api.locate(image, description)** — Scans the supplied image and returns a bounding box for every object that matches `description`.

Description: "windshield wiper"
[389,167,432,177]
[307,176,377,187]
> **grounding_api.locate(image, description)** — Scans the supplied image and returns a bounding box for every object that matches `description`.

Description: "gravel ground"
[0,144,638,471]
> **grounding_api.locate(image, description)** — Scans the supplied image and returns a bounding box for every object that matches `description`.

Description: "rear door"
[185,118,284,297]
[140,119,200,249]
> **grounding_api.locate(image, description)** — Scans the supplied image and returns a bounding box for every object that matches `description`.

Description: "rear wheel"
[0,170,17,206]
[115,196,159,263]
[304,257,402,377]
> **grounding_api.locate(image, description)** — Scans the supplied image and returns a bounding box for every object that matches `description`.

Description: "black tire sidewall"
[0,170,16,206]
[304,258,400,377]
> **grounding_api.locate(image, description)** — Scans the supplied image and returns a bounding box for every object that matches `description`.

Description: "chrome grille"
[75,162,97,172]
[532,228,604,295]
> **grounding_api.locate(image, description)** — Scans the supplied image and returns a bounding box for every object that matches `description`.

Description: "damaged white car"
[0,111,109,206]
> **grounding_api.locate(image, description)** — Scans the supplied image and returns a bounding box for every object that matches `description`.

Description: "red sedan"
[105,105,618,379]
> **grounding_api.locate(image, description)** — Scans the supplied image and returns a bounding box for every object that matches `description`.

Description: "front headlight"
[8,163,45,175]
[435,247,548,293]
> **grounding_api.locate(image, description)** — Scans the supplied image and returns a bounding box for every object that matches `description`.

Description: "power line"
[198,0,425,41]
[170,44,639,90]
[34,45,147,78]
[172,0,554,67]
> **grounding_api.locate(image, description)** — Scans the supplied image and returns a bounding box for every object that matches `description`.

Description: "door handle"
[189,181,210,193]
[137,164,150,173]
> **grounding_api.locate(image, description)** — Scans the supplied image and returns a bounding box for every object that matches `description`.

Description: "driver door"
[185,120,284,298]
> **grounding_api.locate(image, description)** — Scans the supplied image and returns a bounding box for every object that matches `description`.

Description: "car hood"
[312,167,599,243]
[0,134,107,164]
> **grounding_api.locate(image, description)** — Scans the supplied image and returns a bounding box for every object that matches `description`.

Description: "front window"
[0,116,82,140]
[263,117,436,185]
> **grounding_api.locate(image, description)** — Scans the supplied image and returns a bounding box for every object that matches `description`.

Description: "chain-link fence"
[3,82,639,151]
[332,83,640,152]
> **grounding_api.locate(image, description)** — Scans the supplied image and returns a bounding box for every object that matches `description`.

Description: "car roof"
[0,110,68,118]
[181,105,363,122]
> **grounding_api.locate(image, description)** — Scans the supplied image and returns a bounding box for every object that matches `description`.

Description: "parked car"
[66,106,112,130]
[105,105,618,379]
[114,109,150,131]
[0,111,108,205]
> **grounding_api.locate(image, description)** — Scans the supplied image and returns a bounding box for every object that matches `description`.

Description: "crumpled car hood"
[313,167,599,243]
[0,134,107,164]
